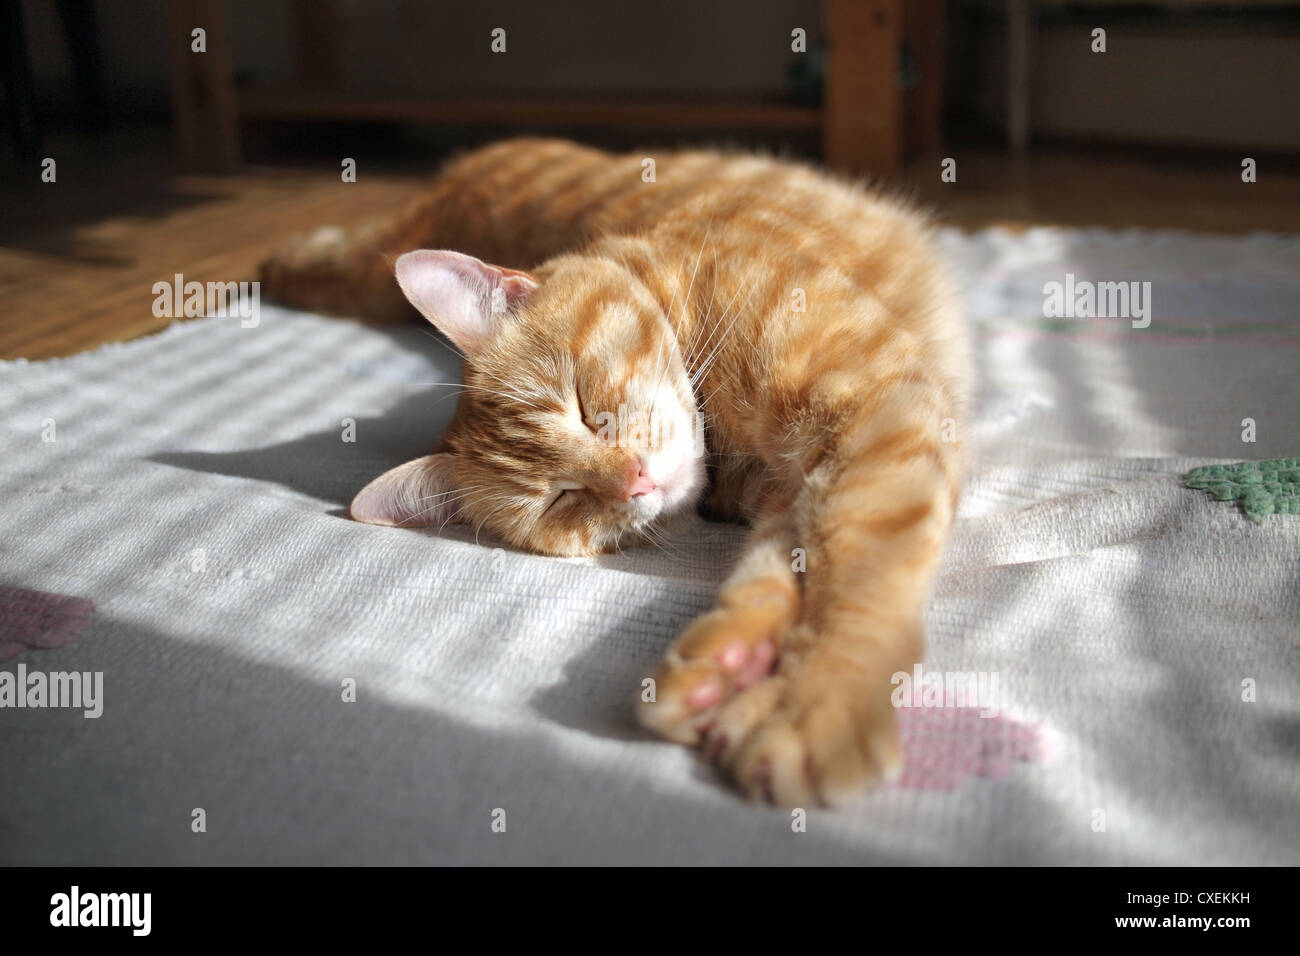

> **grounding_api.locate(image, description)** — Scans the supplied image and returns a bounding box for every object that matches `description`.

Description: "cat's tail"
[259,198,434,323]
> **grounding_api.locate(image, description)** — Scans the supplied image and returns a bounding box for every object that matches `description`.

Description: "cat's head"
[349,250,706,556]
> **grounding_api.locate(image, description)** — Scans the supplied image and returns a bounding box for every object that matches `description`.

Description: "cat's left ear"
[349,454,463,528]
[395,249,538,354]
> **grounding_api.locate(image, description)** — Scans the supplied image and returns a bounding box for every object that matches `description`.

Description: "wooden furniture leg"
[823,0,903,178]
[0,0,40,159]
[167,0,239,171]
[1007,0,1031,153]
[904,0,946,156]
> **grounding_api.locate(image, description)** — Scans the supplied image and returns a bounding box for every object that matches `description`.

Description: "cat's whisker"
[443,492,518,535]
[412,326,555,411]
[695,265,765,382]
[700,379,730,410]
[416,482,492,502]
[423,381,546,411]
[403,484,521,530]
[689,280,751,391]
[686,264,753,388]
[414,326,537,402]
[437,501,477,533]
[650,227,710,419]
[668,231,712,366]
[463,497,520,545]
[702,244,720,330]
[398,487,487,526]
[640,525,691,562]
[683,219,773,379]
[636,527,677,560]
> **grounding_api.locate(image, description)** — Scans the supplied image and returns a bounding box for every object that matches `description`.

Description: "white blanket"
[1,227,1297,864]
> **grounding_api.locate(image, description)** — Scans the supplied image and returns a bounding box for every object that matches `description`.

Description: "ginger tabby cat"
[262,138,971,806]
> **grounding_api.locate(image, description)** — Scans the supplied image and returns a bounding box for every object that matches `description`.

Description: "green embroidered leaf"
[1184,458,1300,523]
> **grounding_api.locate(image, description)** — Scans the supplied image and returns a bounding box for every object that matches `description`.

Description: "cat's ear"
[394,249,538,354]
[349,454,462,528]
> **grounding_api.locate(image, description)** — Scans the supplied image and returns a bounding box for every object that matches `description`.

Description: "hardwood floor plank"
[4,146,1296,360]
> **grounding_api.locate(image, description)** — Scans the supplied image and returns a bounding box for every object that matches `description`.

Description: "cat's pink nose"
[622,460,657,500]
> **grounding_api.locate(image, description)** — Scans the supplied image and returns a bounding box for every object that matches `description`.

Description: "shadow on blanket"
[150,383,451,508]
[148,326,459,508]
[4,617,929,864]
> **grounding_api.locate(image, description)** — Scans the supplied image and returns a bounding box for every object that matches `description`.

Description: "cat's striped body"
[262,139,970,805]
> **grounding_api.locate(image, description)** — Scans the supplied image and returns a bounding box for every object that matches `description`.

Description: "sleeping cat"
[261,138,970,806]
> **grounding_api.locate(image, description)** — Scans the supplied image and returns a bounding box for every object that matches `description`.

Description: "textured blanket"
[1,227,1297,864]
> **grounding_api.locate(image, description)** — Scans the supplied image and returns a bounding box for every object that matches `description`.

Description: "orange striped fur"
[262,139,971,806]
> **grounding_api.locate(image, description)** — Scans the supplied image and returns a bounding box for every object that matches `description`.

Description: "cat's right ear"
[394,249,538,354]
[349,454,462,528]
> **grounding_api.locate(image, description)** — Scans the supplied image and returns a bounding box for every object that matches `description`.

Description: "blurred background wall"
[20,0,820,111]
[15,0,1300,153]
[951,3,1300,150]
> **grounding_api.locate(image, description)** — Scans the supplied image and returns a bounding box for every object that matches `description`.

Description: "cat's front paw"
[637,593,792,745]
[726,675,902,807]
[696,628,906,806]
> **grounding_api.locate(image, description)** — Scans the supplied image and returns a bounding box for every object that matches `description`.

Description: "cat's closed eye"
[574,387,598,433]
[546,481,585,514]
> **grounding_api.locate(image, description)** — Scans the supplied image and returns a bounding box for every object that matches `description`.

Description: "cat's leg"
[637,507,799,746]
[260,202,432,323]
[718,379,962,806]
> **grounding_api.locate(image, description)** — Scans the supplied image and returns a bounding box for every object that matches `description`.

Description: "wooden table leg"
[823,0,903,178]
[0,0,40,159]
[904,0,946,157]
[1007,0,1031,154]
[167,0,239,171]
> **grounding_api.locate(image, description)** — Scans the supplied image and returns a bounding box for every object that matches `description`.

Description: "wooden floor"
[3,134,1298,360]
[0,170,421,360]
[899,148,1300,235]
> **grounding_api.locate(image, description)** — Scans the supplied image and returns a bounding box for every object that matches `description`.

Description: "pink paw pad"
[732,640,776,688]
[687,681,723,711]
[718,641,750,672]
[895,707,1045,791]
[0,585,96,661]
